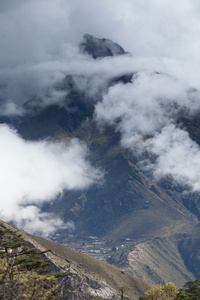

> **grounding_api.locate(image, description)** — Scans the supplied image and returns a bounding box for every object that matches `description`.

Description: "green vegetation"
[108,243,135,268]
[0,228,67,299]
[140,280,200,300]
[177,279,200,299]
[139,282,178,300]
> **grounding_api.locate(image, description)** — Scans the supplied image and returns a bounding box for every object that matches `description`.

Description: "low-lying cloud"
[0,124,102,236]
[145,125,200,191]
[1,0,200,231]
[95,71,200,191]
[1,0,200,113]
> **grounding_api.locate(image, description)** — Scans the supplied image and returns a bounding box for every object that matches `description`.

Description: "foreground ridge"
[0,220,150,299]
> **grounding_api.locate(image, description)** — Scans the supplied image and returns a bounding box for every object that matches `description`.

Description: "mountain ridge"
[0,219,151,300]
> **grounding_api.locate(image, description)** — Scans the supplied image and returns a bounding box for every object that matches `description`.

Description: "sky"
[1,0,200,106]
[1,0,200,235]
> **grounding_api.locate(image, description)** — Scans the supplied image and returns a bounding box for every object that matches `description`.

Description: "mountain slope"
[1,34,200,287]
[0,220,151,300]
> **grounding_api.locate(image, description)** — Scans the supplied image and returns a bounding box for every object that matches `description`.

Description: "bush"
[0,228,67,299]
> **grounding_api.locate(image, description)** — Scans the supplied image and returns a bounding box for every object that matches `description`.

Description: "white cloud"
[1,0,200,110]
[95,71,200,191]
[1,0,200,224]
[144,125,200,191]
[95,71,200,135]
[0,124,102,236]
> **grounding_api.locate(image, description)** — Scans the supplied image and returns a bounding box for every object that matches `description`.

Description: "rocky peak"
[79,33,128,59]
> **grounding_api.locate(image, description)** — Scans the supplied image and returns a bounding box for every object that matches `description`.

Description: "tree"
[0,228,66,299]
[176,290,197,299]
[176,279,200,300]
[140,282,179,300]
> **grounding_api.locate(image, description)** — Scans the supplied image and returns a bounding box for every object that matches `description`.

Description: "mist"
[1,0,200,233]
[0,125,102,236]
[1,0,200,110]
[95,71,200,191]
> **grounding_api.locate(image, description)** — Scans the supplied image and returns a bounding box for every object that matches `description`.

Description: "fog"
[0,125,102,236]
[1,0,200,109]
[1,0,200,233]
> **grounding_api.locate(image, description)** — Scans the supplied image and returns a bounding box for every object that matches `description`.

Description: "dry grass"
[26,233,151,299]
[0,220,151,299]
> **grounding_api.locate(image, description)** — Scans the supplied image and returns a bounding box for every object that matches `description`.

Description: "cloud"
[1,0,200,112]
[95,71,200,191]
[1,0,200,226]
[95,71,200,135]
[0,124,102,236]
[144,125,200,191]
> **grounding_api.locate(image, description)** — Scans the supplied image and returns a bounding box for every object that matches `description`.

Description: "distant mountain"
[1,34,200,287]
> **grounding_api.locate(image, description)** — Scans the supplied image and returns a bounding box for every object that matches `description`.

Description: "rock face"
[62,271,120,300]
[79,33,128,58]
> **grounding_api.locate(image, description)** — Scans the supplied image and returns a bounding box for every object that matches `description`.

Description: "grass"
[0,220,151,300]
[126,235,196,288]
[25,233,151,299]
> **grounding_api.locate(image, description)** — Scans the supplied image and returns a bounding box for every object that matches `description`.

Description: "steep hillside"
[127,233,196,288]
[0,220,150,300]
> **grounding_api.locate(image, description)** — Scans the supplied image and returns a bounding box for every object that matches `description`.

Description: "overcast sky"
[1,0,200,235]
[1,0,200,105]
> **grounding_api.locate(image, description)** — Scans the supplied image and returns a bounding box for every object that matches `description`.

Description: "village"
[49,231,134,262]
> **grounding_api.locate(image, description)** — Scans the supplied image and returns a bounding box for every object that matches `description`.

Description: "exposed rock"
[63,268,120,299]
[80,33,128,59]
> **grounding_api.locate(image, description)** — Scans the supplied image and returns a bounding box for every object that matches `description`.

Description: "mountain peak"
[80,33,128,59]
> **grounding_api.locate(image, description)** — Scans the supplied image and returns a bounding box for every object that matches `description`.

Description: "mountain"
[0,220,151,300]
[80,33,128,58]
[1,34,200,287]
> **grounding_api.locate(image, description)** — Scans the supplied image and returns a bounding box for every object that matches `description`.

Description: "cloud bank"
[1,0,200,110]
[95,71,200,191]
[1,0,200,231]
[0,124,102,236]
[145,125,200,191]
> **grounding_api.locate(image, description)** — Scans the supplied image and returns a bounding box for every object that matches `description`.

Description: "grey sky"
[1,0,200,83]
